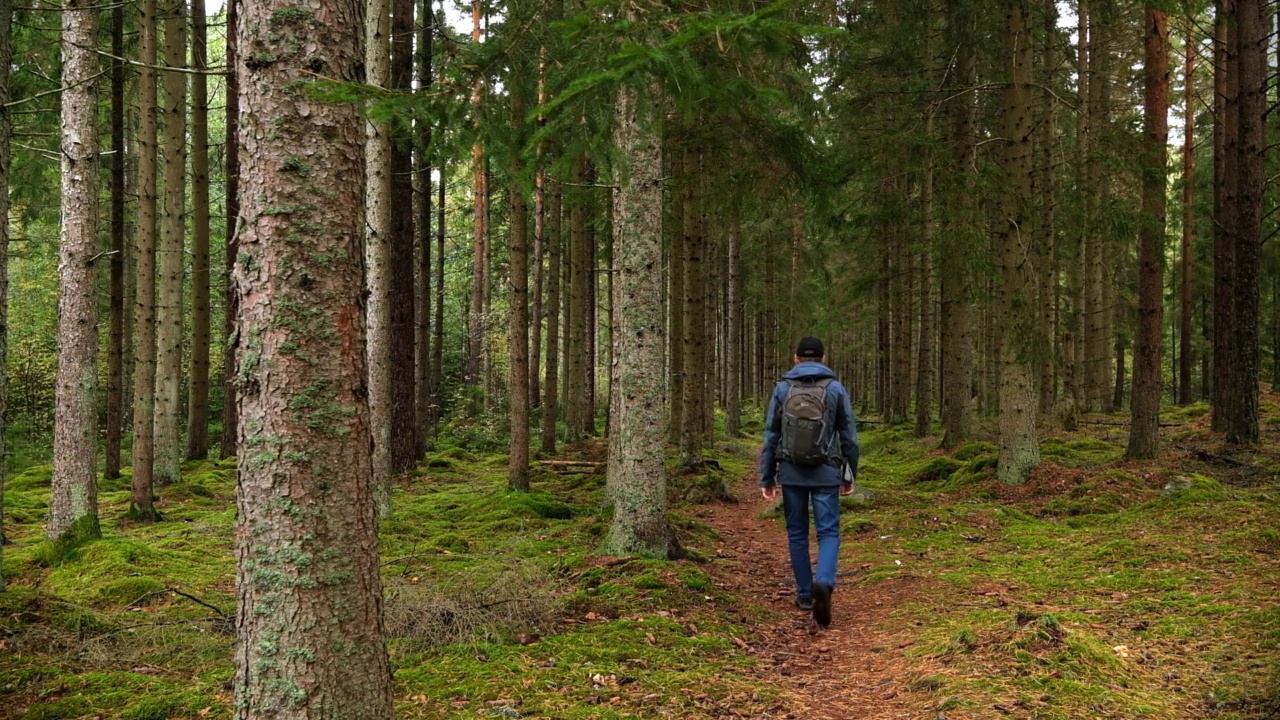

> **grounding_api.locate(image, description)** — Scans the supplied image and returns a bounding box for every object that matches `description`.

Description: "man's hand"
[840,481,854,497]
[761,484,778,501]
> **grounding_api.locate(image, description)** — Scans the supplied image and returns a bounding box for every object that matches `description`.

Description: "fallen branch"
[1078,420,1184,428]
[1174,444,1252,467]
[537,460,604,468]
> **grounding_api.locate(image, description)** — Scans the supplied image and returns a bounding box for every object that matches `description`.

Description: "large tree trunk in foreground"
[606,68,675,559]
[995,0,1040,485]
[50,0,101,543]
[232,0,393,712]
[1127,7,1169,460]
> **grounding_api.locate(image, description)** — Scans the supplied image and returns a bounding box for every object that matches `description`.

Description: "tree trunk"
[154,0,186,487]
[666,141,684,442]
[105,0,126,479]
[389,0,416,474]
[726,204,742,437]
[507,0,532,490]
[1127,7,1169,460]
[186,0,211,460]
[939,0,975,448]
[467,0,487,387]
[366,0,393,517]
[220,0,240,458]
[540,184,562,453]
[433,162,446,421]
[413,0,433,457]
[131,0,160,518]
[0,0,10,575]
[995,0,1040,485]
[565,155,588,441]
[1179,34,1195,406]
[1213,0,1238,430]
[50,0,101,542]
[1227,0,1263,444]
[679,145,704,468]
[232,0,393,708]
[606,64,675,559]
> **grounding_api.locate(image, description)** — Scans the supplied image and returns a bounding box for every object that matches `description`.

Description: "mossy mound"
[1041,470,1161,517]
[910,456,964,484]
[7,464,53,491]
[951,442,998,462]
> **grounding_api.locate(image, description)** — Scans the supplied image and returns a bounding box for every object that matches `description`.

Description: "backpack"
[778,378,833,466]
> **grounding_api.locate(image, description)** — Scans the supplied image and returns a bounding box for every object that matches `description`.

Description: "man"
[760,337,859,629]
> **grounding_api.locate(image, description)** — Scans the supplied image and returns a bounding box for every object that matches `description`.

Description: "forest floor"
[1,400,1279,719]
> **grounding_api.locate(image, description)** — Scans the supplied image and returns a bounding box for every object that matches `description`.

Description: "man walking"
[760,337,859,628]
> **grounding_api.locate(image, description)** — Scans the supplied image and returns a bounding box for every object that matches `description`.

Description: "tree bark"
[565,154,588,441]
[154,0,186,487]
[131,0,160,518]
[105,0,126,479]
[995,0,1040,485]
[1179,33,1195,406]
[467,0,487,387]
[186,0,211,460]
[389,0,416,473]
[507,0,532,491]
[606,61,675,559]
[433,161,446,421]
[232,0,393,712]
[666,141,684,442]
[726,204,742,437]
[1213,0,1237,430]
[679,144,704,468]
[1226,0,1263,444]
[220,0,240,459]
[366,0,393,517]
[939,0,975,448]
[1127,7,1169,460]
[50,0,101,542]
[413,0,433,457]
[540,185,562,453]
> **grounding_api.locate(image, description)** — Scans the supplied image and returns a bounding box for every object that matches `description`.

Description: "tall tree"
[507,0,532,491]
[1226,0,1262,443]
[0,0,11,586]
[232,0,393,711]
[1212,0,1237,430]
[131,0,160,518]
[939,0,975,448]
[1178,31,1195,406]
[105,0,127,479]
[540,186,562,453]
[220,0,240,459]
[466,0,487,386]
[389,0,416,473]
[1127,6,1169,459]
[49,0,101,542]
[606,13,675,558]
[995,0,1040,485]
[366,0,393,517]
[413,0,433,456]
[154,0,187,486]
[186,0,212,460]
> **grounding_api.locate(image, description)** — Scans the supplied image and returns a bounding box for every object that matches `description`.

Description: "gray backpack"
[778,378,833,466]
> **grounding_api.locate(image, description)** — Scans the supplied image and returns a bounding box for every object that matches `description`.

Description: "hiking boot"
[795,596,813,611]
[812,582,832,628]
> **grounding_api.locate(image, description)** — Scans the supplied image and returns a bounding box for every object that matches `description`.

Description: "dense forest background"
[1,0,1279,717]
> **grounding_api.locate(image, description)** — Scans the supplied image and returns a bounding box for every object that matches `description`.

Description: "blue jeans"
[782,485,841,600]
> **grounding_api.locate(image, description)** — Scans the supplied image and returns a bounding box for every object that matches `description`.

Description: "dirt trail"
[699,473,930,720]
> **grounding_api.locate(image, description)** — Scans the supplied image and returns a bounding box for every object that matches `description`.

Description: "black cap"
[796,336,824,358]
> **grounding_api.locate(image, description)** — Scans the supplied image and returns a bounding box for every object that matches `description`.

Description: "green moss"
[95,577,168,607]
[7,464,53,491]
[951,442,997,461]
[910,456,964,483]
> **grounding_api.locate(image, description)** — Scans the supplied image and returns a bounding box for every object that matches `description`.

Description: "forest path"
[698,470,930,720]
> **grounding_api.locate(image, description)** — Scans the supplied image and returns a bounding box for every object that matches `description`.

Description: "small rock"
[1163,476,1194,496]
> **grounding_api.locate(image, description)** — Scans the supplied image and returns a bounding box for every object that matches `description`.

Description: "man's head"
[794,336,824,364]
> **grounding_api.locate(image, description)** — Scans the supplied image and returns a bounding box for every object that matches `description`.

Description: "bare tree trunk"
[413,0,433,457]
[996,0,1040,485]
[154,0,186,487]
[565,155,588,441]
[940,0,975,448]
[232,0,393,707]
[1213,0,1238,430]
[106,0,126,479]
[131,0,160,517]
[467,0,487,387]
[433,162,446,421]
[507,0,532,490]
[540,185,562,453]
[50,0,101,542]
[726,204,742,437]
[666,141,684,442]
[366,0,393,517]
[1227,0,1263,443]
[1127,7,1169,460]
[389,0,416,473]
[1179,34,1195,406]
[606,58,675,558]
[219,0,239,459]
[679,145,704,468]
[0,0,10,580]
[186,0,211,460]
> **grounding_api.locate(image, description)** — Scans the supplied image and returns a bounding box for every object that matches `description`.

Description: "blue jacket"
[759,362,859,488]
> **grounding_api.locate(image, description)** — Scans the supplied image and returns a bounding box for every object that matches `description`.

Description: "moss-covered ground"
[2,398,1278,719]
